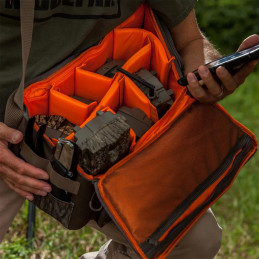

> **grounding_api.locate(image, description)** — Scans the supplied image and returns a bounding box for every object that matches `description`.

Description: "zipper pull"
[92,178,99,185]
[147,238,159,246]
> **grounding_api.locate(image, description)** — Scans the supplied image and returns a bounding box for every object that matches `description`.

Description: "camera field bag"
[5,2,257,259]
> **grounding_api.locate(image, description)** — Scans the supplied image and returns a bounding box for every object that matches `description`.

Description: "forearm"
[170,10,221,74]
[170,10,258,103]
[179,36,221,74]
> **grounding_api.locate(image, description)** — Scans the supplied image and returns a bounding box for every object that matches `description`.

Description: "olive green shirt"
[0,0,197,121]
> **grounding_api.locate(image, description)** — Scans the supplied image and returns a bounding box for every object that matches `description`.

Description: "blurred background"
[197,1,259,258]
[0,0,258,258]
[196,0,259,54]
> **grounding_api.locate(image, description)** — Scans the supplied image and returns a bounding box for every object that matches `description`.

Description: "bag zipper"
[140,134,254,258]
[92,180,144,258]
[152,12,184,78]
[24,54,79,88]
[93,134,254,259]
[24,41,104,93]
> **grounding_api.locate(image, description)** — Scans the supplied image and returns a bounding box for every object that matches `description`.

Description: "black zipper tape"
[140,134,254,258]
[153,12,184,77]
[92,134,254,259]
[144,134,250,245]
[93,180,142,258]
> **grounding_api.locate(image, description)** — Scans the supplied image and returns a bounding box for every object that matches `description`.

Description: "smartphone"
[177,44,259,86]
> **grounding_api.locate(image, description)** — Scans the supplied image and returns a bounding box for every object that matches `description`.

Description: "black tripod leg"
[26,202,36,248]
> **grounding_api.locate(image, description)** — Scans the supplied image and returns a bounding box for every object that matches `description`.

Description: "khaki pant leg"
[0,178,25,242]
[82,209,222,259]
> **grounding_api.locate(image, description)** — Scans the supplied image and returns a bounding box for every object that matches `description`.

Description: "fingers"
[1,162,51,193]
[237,34,259,51]
[0,122,23,144]
[0,146,52,199]
[216,66,238,93]
[185,35,258,103]
[0,122,52,200]
[5,177,48,200]
[0,144,49,180]
[187,73,210,102]
[198,66,223,97]
[187,57,258,103]
[186,66,225,103]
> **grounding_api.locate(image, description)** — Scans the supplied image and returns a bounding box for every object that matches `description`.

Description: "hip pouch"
[5,3,257,258]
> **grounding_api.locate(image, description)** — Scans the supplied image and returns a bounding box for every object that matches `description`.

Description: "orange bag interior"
[97,103,248,245]
[23,4,183,146]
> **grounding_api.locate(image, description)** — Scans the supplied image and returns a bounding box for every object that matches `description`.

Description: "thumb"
[237,34,259,51]
[0,122,23,144]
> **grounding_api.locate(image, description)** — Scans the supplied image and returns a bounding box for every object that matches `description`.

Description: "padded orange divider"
[53,72,75,96]
[123,77,158,122]
[97,80,120,112]
[122,43,151,73]
[96,76,158,123]
[114,28,170,88]
[80,106,115,128]
[113,28,157,61]
[150,38,171,87]
[49,89,97,126]
[24,84,51,117]
[80,31,114,72]
[75,69,112,103]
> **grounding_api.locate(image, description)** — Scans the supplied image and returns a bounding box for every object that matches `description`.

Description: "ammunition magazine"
[116,67,174,118]
[117,106,153,140]
[51,139,79,201]
[133,69,174,118]
[74,111,130,175]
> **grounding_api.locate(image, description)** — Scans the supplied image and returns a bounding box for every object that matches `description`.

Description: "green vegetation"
[214,72,259,259]
[0,205,108,258]
[197,2,259,257]
[1,1,259,258]
[196,0,259,54]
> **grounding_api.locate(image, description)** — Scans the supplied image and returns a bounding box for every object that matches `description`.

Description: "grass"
[0,205,108,258]
[0,72,259,258]
[214,71,259,259]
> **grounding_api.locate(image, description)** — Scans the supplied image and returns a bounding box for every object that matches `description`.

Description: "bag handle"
[4,1,35,129]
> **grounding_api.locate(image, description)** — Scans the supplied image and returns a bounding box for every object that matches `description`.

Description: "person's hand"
[186,34,259,103]
[0,122,52,201]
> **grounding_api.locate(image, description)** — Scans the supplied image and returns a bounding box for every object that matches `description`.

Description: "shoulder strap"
[4,1,35,129]
[15,1,35,110]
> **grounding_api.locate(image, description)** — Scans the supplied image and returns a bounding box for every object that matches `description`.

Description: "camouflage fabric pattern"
[35,115,75,136]
[78,115,130,175]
